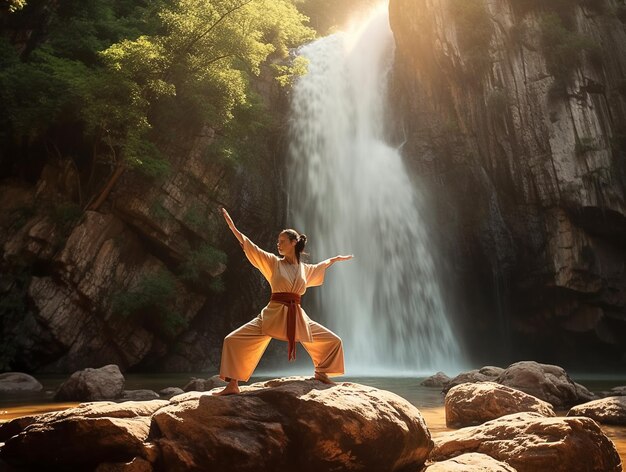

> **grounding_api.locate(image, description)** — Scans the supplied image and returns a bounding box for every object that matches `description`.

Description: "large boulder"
[445,382,555,428]
[425,453,517,471]
[0,372,43,393]
[443,367,503,392]
[431,412,621,472]
[156,378,433,471]
[0,400,166,469]
[94,457,154,472]
[421,372,451,388]
[54,364,125,401]
[0,400,168,443]
[568,396,626,425]
[0,378,433,471]
[158,387,184,399]
[94,457,153,472]
[121,390,160,401]
[182,374,226,392]
[496,361,595,409]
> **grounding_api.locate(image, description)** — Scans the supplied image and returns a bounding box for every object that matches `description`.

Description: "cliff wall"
[389,0,626,368]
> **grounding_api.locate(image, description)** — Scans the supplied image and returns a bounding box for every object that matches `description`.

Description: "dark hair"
[281,228,308,263]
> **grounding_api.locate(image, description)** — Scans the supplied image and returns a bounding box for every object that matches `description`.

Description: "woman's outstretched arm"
[220,207,244,246]
[324,254,354,267]
[305,254,354,287]
[220,206,277,280]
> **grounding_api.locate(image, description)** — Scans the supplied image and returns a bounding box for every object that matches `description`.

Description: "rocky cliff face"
[389,0,626,368]
[0,75,289,373]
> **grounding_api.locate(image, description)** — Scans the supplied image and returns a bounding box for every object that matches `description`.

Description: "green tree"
[539,13,597,86]
[449,0,493,76]
[92,0,315,207]
[1,0,314,208]
[1,0,28,12]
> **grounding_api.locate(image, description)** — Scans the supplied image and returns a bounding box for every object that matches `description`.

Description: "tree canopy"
[0,0,315,196]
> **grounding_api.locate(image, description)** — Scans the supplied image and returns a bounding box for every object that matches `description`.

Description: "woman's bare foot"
[314,372,336,385]
[212,379,240,396]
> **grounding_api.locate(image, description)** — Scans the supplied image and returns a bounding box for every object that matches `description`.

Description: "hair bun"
[299,234,307,243]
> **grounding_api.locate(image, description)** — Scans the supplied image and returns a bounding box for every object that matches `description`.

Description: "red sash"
[270,292,302,361]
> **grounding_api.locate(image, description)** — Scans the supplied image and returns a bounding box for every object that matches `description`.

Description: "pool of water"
[1,373,624,464]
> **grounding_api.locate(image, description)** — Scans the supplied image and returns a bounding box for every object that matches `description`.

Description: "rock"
[425,453,517,471]
[0,399,166,469]
[431,412,621,472]
[54,364,125,401]
[443,366,503,392]
[495,361,595,408]
[156,378,433,471]
[0,400,168,443]
[158,387,184,399]
[421,372,450,388]
[121,390,160,401]
[0,416,39,443]
[445,382,555,428]
[94,457,153,472]
[182,374,226,392]
[2,416,152,468]
[568,396,626,425]
[0,379,433,471]
[0,372,43,393]
[388,0,626,367]
[205,374,227,389]
[182,377,206,392]
[610,386,626,396]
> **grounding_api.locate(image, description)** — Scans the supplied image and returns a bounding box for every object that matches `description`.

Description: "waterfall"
[287,5,464,376]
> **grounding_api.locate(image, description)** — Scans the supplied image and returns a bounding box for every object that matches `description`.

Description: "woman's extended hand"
[329,254,354,264]
[219,206,244,245]
[219,206,234,227]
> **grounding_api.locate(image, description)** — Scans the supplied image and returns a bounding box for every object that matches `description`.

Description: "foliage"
[183,203,209,230]
[575,136,599,156]
[102,0,315,133]
[179,243,227,292]
[1,0,314,196]
[273,55,309,87]
[2,0,27,12]
[51,202,83,229]
[448,0,493,75]
[0,265,32,371]
[208,87,275,166]
[611,133,626,159]
[149,200,170,221]
[10,204,36,230]
[0,0,167,184]
[539,13,597,85]
[111,269,188,339]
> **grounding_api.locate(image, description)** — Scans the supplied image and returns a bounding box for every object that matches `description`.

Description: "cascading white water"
[287,5,464,376]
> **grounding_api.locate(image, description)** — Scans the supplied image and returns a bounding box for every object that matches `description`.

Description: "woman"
[213,207,353,396]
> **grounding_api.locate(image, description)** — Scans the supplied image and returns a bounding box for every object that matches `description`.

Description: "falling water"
[287,5,464,376]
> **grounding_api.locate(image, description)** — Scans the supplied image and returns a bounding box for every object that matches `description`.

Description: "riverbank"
[1,374,625,465]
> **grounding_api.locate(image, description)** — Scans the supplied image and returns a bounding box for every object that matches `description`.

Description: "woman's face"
[277,233,296,255]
